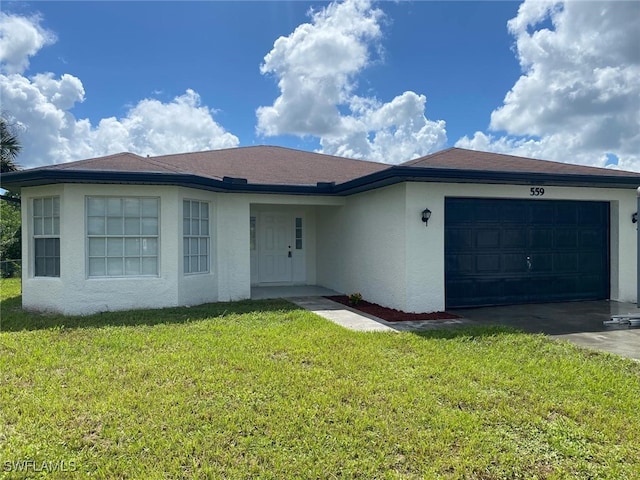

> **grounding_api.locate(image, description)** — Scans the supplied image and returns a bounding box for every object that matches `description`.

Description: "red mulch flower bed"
[325,296,460,322]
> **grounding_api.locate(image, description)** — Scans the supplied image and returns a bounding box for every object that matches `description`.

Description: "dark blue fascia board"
[332,166,640,195]
[2,166,639,197]
[0,170,336,195]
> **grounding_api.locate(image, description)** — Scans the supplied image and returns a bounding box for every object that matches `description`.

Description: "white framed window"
[250,216,256,251]
[295,217,303,250]
[33,197,60,277]
[87,197,159,277]
[183,200,209,274]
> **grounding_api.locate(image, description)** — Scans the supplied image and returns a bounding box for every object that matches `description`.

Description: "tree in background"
[0,115,22,276]
[1,116,22,173]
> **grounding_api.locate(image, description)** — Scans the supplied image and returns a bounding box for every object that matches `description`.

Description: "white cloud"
[0,13,239,168]
[256,0,446,164]
[0,12,56,74]
[457,0,640,171]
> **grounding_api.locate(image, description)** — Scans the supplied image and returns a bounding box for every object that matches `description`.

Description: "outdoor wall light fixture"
[633,212,638,224]
[421,208,432,226]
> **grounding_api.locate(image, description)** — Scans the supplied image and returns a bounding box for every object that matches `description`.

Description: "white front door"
[258,212,293,283]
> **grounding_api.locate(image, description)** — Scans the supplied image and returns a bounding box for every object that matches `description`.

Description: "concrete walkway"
[288,296,470,333]
[291,296,640,361]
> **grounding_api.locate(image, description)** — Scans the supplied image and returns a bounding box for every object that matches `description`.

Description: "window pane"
[296,217,302,228]
[183,200,191,218]
[45,238,55,256]
[34,218,43,236]
[142,238,157,255]
[53,217,60,235]
[33,198,43,216]
[201,219,209,235]
[88,217,105,235]
[35,238,45,256]
[107,238,123,256]
[89,238,105,256]
[183,218,190,236]
[142,198,158,217]
[87,197,105,216]
[89,258,106,276]
[201,203,208,219]
[124,217,141,235]
[125,238,140,256]
[191,202,200,217]
[45,258,56,276]
[191,238,199,255]
[53,257,60,276]
[190,256,198,273]
[43,217,54,235]
[184,256,190,273]
[107,257,123,276]
[125,258,141,275]
[44,197,53,217]
[142,257,157,275]
[296,239,302,249]
[199,256,208,272]
[191,219,199,236]
[142,218,158,235]
[124,198,140,216]
[107,217,123,235]
[183,240,189,255]
[35,257,45,276]
[53,197,60,216]
[200,238,208,255]
[107,198,122,216]
[250,216,256,251]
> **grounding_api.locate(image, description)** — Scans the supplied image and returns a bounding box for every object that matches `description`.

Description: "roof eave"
[333,167,640,194]
[0,170,336,195]
[2,167,639,196]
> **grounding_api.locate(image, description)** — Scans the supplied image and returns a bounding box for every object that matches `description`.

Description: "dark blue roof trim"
[2,166,639,196]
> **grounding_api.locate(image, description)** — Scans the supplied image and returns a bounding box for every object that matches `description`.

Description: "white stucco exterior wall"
[18,180,637,315]
[404,182,638,306]
[22,184,181,315]
[317,184,409,311]
[319,181,637,313]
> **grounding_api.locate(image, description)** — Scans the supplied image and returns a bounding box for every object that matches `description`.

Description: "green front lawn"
[1,278,638,478]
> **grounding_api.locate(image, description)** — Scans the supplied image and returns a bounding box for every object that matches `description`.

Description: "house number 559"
[530,187,545,196]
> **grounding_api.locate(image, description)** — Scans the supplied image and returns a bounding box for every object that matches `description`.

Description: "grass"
[1,278,639,479]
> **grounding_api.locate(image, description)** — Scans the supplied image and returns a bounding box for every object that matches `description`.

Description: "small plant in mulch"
[348,292,363,306]
[326,295,460,322]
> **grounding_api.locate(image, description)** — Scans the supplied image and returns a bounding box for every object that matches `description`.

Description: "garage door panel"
[531,204,555,223]
[502,204,528,223]
[530,253,553,272]
[555,229,578,248]
[579,253,604,273]
[580,230,603,248]
[530,229,553,249]
[554,253,578,272]
[476,204,497,222]
[554,204,578,224]
[445,198,609,308]
[476,229,501,248]
[503,254,527,273]
[476,254,501,272]
[579,204,604,224]
[503,228,527,248]
[446,254,474,274]
[446,228,473,251]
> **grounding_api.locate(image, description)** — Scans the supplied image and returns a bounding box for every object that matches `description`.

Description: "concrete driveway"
[455,300,640,361]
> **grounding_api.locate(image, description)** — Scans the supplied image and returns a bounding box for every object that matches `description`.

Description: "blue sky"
[1,1,639,170]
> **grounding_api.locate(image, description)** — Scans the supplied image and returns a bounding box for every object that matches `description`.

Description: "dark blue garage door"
[445,198,609,308]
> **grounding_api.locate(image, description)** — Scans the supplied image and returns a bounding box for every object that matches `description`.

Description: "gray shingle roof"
[42,146,388,185]
[403,147,639,178]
